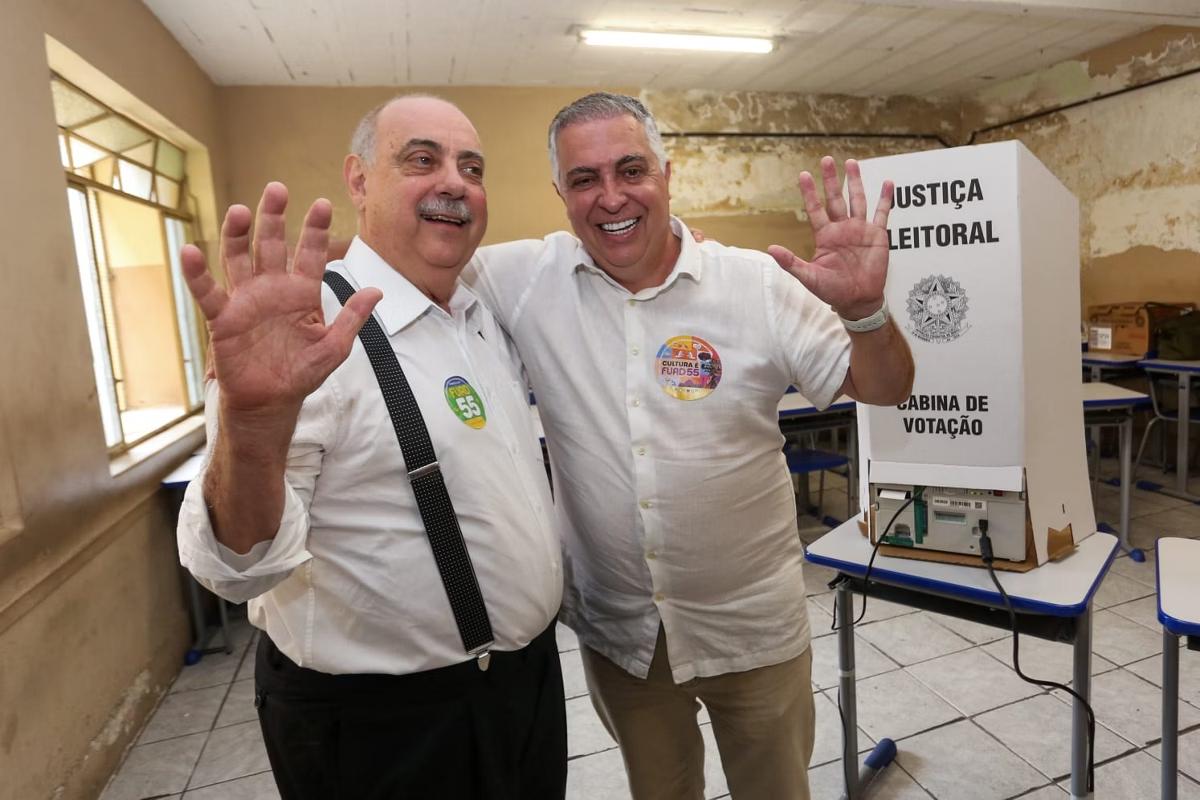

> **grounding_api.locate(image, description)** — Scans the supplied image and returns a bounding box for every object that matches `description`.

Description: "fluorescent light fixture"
[579,29,774,54]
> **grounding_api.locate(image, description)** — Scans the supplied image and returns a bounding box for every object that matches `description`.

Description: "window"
[54,74,206,451]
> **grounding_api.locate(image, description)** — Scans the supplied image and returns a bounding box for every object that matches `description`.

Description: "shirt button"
[640,500,652,509]
[631,347,639,356]
[627,300,636,307]
[654,592,665,602]
[637,447,646,456]
[646,550,658,560]
[632,397,641,407]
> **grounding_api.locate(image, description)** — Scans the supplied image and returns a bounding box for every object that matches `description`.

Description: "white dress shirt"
[177,237,561,675]
[467,218,850,682]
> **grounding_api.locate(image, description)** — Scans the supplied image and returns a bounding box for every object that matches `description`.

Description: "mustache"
[416,197,473,223]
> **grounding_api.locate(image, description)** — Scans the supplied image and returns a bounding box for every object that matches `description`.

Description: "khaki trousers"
[580,627,815,800]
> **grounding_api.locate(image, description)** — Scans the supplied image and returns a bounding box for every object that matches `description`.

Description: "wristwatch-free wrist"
[839,300,889,333]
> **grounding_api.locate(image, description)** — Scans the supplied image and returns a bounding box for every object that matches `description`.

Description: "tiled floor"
[102,460,1200,799]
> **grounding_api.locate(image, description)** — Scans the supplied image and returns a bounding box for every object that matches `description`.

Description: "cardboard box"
[855,141,1094,571]
[1086,302,1194,357]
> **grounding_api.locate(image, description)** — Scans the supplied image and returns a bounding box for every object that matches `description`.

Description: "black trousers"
[255,623,567,800]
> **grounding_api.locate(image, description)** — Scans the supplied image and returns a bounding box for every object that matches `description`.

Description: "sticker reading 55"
[444,376,487,429]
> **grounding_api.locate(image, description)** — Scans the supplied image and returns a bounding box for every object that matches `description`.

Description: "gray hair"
[349,93,454,167]
[547,92,669,188]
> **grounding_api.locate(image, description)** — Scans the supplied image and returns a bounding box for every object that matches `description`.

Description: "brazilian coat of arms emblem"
[906,275,969,343]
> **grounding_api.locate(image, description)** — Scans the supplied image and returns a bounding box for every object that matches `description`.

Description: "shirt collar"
[572,215,703,295]
[340,236,477,335]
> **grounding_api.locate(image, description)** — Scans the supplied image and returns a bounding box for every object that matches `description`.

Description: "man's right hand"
[181,182,381,417]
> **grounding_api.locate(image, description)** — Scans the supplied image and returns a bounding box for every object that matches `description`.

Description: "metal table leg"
[1177,374,1191,496]
[1071,605,1094,799]
[1163,629,1180,800]
[837,582,861,800]
[1118,415,1144,561]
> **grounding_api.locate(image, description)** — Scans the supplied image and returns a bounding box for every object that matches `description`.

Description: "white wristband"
[840,301,889,333]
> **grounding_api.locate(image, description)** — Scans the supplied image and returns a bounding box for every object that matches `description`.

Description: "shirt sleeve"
[463,239,553,332]
[175,376,340,604]
[764,264,852,410]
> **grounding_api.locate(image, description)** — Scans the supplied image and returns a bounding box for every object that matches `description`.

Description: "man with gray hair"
[466,91,914,799]
[175,94,567,799]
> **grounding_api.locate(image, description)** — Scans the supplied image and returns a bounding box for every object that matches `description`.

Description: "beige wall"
[968,27,1200,313]
[0,1,223,798]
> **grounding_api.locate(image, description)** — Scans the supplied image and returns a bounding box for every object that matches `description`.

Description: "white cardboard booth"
[855,140,1095,571]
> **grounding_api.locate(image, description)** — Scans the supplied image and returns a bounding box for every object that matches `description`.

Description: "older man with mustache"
[175,95,567,800]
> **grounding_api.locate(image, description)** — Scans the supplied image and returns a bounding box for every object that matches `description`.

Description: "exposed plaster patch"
[1090,185,1200,259]
[88,669,154,752]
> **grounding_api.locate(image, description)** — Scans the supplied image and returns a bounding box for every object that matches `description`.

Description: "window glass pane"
[117,159,153,200]
[69,136,107,168]
[51,80,104,127]
[76,116,151,154]
[123,140,155,167]
[156,140,185,180]
[164,218,205,408]
[156,176,181,210]
[67,187,122,448]
[95,192,188,441]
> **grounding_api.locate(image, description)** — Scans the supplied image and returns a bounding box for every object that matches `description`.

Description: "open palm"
[180,182,381,413]
[768,157,893,321]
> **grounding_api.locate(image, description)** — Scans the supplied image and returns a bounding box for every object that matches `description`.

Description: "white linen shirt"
[177,237,561,675]
[467,218,851,682]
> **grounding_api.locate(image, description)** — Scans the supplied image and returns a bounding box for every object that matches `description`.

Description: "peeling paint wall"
[641,89,957,253]
[970,27,1200,312]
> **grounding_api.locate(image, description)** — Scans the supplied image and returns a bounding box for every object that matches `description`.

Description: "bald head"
[350,94,476,168]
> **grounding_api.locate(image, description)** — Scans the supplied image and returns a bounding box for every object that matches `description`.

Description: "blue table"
[1156,538,1200,800]
[162,453,233,662]
[806,520,1118,800]
[1082,352,1143,383]
[1137,359,1200,501]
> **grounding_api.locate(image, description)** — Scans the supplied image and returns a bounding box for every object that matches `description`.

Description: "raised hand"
[180,182,381,415]
[768,157,893,321]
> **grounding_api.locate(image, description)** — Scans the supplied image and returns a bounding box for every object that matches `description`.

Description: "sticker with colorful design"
[444,376,487,429]
[654,335,722,401]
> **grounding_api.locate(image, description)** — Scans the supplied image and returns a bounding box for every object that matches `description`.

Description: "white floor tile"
[906,648,1042,716]
[1060,749,1200,800]
[895,719,1045,800]
[99,732,207,800]
[700,723,729,799]
[849,669,961,741]
[557,622,579,653]
[1108,596,1165,632]
[567,695,617,758]
[810,594,918,626]
[1126,649,1200,707]
[566,746,631,800]
[982,633,1117,686]
[973,694,1135,779]
[561,649,589,700]
[810,632,899,691]
[1012,786,1068,798]
[1108,550,1158,587]
[215,679,257,729]
[138,685,227,745]
[924,610,1010,645]
[172,649,244,694]
[1054,668,1200,746]
[856,612,974,667]
[1092,609,1173,665]
[183,770,279,799]
[1146,727,1200,783]
[810,689,876,768]
[188,720,271,790]
[1094,572,1156,609]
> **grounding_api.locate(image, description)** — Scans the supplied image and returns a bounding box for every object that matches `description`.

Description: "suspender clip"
[470,643,494,672]
[407,461,441,481]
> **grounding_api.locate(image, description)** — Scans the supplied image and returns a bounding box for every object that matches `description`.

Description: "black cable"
[978,521,1096,793]
[831,492,917,631]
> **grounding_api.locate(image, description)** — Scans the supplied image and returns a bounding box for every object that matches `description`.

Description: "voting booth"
[856,140,1095,571]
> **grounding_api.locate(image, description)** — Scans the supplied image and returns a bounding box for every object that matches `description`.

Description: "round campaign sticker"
[654,335,722,401]
[444,376,487,429]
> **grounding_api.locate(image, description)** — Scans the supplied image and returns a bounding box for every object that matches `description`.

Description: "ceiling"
[142,0,1200,98]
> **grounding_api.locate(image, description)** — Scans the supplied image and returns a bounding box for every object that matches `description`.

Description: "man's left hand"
[768,157,893,321]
